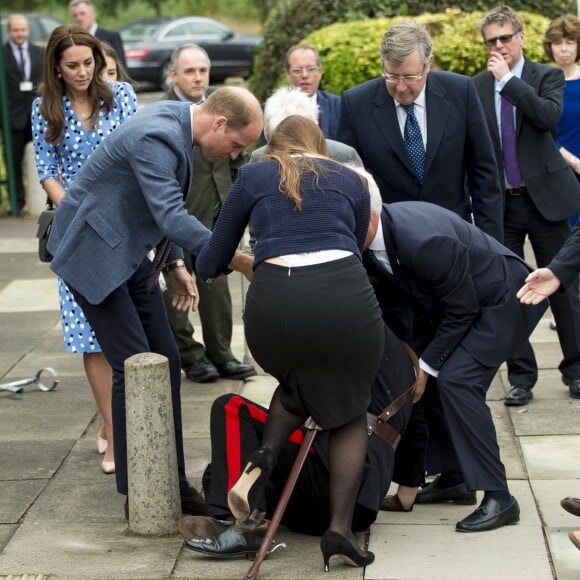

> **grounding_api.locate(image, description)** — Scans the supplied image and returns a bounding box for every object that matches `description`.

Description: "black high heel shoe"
[320,530,375,573]
[228,448,274,523]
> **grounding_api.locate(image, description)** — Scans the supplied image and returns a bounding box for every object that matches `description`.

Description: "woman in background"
[100,41,131,83]
[543,14,580,226]
[32,25,138,474]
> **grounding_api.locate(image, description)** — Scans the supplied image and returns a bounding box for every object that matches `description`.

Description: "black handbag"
[36,205,55,263]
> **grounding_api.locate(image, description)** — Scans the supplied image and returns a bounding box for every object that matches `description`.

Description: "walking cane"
[244,417,322,580]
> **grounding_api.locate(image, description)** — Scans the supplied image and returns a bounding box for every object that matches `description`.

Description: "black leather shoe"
[178,515,234,539]
[456,496,520,532]
[504,385,533,406]
[216,359,257,380]
[184,517,269,558]
[561,497,580,517]
[416,476,476,505]
[569,379,580,399]
[185,357,219,383]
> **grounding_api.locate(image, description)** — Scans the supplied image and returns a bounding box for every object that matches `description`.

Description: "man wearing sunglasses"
[473,4,580,406]
[337,20,504,243]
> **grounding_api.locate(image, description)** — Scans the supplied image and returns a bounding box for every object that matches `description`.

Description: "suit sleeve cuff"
[419,358,439,378]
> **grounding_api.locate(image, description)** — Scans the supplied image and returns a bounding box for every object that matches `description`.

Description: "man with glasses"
[337,19,504,516]
[473,4,580,406]
[337,20,503,242]
[284,44,340,139]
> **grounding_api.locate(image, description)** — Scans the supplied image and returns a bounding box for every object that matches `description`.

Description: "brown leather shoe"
[570,530,580,549]
[561,497,580,517]
[380,494,414,512]
[178,515,233,539]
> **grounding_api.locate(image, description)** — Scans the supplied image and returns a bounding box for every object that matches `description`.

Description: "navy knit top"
[196,157,370,279]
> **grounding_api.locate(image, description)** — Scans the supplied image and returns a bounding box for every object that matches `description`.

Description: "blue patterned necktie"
[500,96,522,187]
[403,103,425,183]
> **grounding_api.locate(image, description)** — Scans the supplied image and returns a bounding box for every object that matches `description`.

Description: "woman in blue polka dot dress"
[32,25,138,474]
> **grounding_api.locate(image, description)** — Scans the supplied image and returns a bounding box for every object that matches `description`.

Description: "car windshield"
[119,22,162,42]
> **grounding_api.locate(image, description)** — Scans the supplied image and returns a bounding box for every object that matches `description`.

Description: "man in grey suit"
[47,87,262,515]
[162,43,256,383]
[473,4,580,404]
[251,86,363,166]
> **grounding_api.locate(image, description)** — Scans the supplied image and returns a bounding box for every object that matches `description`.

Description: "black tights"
[258,385,368,538]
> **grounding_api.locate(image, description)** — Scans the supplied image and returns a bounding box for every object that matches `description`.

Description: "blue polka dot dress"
[32,81,138,353]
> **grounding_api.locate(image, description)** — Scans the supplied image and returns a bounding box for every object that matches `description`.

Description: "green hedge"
[249,0,572,101]
[302,10,552,95]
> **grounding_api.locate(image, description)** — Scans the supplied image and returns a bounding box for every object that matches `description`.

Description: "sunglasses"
[484,31,521,48]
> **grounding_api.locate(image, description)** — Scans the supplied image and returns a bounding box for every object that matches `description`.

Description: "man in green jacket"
[162,43,256,383]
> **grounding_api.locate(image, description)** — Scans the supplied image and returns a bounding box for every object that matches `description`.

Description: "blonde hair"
[264,115,329,210]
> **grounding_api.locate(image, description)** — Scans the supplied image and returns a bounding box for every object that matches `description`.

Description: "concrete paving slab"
[367,521,552,580]
[545,527,580,580]
[0,522,183,579]
[510,399,580,436]
[498,434,527,479]
[175,526,365,579]
[0,525,17,552]
[0,239,37,253]
[240,374,277,408]
[521,435,580,479]
[0,440,75,480]
[0,280,58,312]
[530,480,580,527]
[0,480,45,523]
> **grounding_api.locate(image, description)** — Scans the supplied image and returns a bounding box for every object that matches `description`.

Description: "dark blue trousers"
[71,258,190,496]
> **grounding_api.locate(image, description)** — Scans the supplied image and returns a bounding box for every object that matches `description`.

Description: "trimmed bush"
[302,10,552,95]
[250,0,572,101]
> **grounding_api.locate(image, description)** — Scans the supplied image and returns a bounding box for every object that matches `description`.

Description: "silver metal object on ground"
[0,368,59,393]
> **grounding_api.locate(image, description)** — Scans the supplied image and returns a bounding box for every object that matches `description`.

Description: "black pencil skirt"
[244,255,384,429]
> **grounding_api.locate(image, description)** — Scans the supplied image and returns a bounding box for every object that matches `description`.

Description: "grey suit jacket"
[48,101,211,304]
[473,59,580,222]
[250,139,363,166]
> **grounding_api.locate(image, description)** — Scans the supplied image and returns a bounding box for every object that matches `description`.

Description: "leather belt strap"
[366,340,418,450]
[367,383,415,449]
[505,186,528,195]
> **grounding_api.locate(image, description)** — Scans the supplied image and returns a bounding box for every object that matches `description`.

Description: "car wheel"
[160,61,172,92]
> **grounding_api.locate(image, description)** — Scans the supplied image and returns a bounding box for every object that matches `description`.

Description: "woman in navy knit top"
[196,116,384,571]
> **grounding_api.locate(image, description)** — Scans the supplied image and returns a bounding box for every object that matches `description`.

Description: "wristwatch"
[165,259,186,272]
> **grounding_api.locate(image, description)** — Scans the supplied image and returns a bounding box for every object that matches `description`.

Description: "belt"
[367,382,415,450]
[505,186,528,195]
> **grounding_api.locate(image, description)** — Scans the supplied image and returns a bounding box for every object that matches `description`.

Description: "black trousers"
[71,258,190,496]
[4,126,31,209]
[504,194,580,386]
[202,394,379,536]
[162,250,234,369]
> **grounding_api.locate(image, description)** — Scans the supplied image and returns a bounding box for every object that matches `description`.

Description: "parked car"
[1,12,64,48]
[119,16,261,90]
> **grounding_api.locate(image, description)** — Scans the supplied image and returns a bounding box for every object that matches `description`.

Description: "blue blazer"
[316,89,341,140]
[366,202,547,370]
[338,72,504,242]
[48,101,211,305]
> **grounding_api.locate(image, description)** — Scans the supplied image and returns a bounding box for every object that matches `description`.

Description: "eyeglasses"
[483,31,520,48]
[382,65,426,85]
[288,66,321,77]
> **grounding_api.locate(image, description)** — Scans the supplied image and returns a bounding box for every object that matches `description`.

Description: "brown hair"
[543,14,580,61]
[39,24,113,145]
[100,41,132,83]
[263,115,329,210]
[478,4,524,37]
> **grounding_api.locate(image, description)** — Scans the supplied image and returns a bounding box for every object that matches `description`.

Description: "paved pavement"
[0,215,579,579]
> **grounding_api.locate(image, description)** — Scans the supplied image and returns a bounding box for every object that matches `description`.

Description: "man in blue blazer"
[47,87,262,514]
[473,4,580,405]
[364,183,548,531]
[284,44,341,140]
[337,21,504,242]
